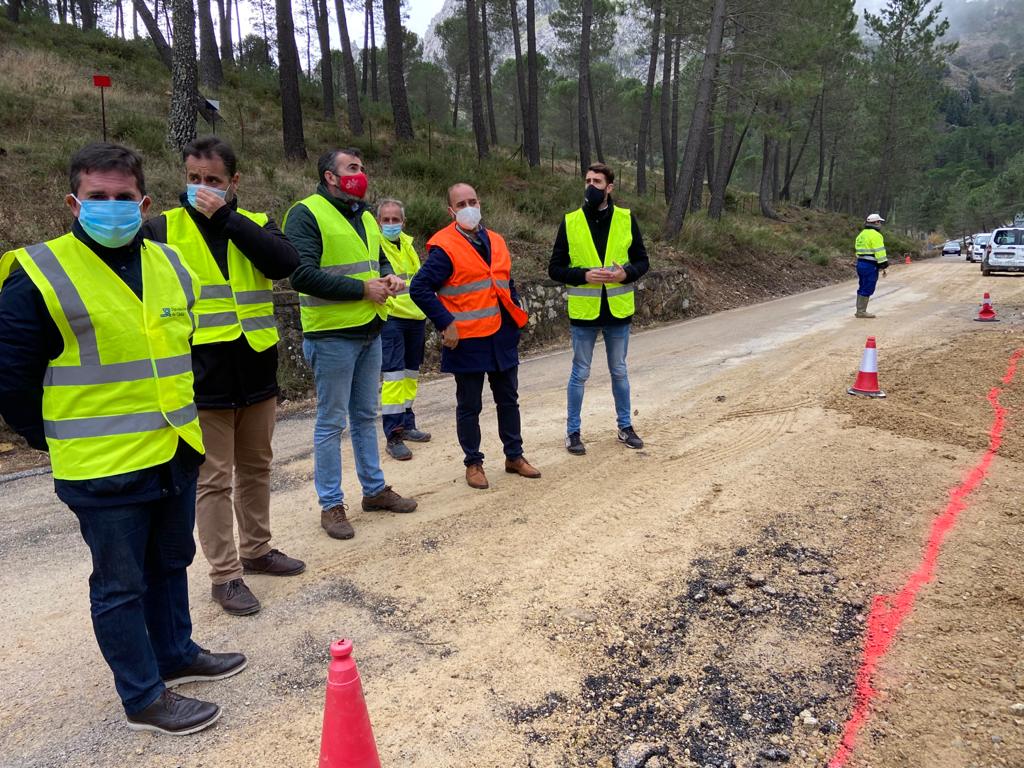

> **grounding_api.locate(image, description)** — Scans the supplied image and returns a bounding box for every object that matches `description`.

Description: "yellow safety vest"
[565,206,636,320]
[381,232,426,321]
[0,234,204,481]
[855,228,888,264]
[162,207,280,352]
[285,195,387,333]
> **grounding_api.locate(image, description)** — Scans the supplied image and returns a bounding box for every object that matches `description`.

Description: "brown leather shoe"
[361,485,418,513]
[241,548,306,576]
[466,463,489,489]
[321,504,355,540]
[505,456,541,479]
[211,578,260,616]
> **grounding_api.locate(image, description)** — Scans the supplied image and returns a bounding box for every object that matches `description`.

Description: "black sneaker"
[163,648,248,688]
[385,435,413,461]
[617,426,644,449]
[565,432,586,456]
[126,690,220,735]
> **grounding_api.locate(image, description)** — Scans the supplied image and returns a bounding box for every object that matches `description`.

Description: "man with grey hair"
[377,198,431,460]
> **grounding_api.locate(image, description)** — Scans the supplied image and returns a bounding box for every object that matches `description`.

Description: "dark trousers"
[454,367,524,466]
[857,259,879,297]
[69,483,202,714]
[381,317,426,438]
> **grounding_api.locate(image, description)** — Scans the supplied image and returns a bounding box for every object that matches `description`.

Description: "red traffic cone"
[319,640,381,768]
[975,292,999,322]
[904,254,912,264]
[848,336,886,398]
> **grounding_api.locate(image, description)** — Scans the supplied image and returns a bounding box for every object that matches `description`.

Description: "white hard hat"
[866,213,885,224]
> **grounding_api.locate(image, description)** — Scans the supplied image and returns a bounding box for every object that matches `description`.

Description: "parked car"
[981,228,1024,275]
[942,240,962,255]
[969,233,991,262]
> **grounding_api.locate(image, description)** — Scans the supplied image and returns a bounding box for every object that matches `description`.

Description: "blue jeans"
[303,336,387,509]
[69,483,202,714]
[567,324,632,435]
[380,318,426,438]
[857,260,879,297]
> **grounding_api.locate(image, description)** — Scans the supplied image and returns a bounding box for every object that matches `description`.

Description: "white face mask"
[455,206,482,231]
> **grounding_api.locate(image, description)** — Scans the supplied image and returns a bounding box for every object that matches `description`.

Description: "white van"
[982,228,1024,275]
[969,233,991,262]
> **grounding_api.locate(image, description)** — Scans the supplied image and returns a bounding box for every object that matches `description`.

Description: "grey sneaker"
[617,426,644,449]
[565,432,586,456]
[386,435,413,461]
[404,428,432,443]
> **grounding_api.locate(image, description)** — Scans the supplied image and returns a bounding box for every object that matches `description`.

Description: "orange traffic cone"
[319,639,381,768]
[848,336,886,398]
[904,254,912,264]
[975,292,999,322]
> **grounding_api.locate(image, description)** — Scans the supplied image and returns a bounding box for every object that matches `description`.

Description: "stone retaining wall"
[274,269,693,398]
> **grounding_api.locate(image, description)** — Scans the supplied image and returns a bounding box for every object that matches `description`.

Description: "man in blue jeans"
[548,162,650,455]
[285,148,417,540]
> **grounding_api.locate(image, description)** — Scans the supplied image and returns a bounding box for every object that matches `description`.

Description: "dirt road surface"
[2,256,1023,768]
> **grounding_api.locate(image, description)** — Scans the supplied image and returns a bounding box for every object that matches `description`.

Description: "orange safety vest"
[425,223,528,339]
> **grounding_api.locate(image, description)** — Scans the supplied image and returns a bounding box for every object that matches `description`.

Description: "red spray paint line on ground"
[828,348,1024,768]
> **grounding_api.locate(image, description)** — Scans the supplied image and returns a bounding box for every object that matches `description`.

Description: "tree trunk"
[781,95,820,201]
[509,0,530,155]
[304,0,312,76]
[636,0,662,195]
[669,28,681,198]
[452,70,462,130]
[197,0,222,88]
[6,0,21,23]
[812,86,826,207]
[369,0,379,102]
[215,0,233,65]
[361,2,369,95]
[577,0,593,174]
[525,0,541,167]
[759,135,780,219]
[383,0,413,140]
[167,0,198,151]
[709,23,745,220]
[659,14,674,202]
[79,0,98,29]
[133,2,138,37]
[465,0,490,158]
[276,0,307,159]
[234,0,243,61]
[726,100,757,187]
[771,140,780,201]
[481,0,499,146]
[335,0,364,134]
[134,0,173,68]
[588,74,603,162]
[314,0,335,118]
[663,0,726,238]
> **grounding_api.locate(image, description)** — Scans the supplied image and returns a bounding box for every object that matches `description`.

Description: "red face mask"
[337,172,368,199]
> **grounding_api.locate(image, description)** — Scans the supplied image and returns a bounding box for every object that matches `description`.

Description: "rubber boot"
[855,295,875,319]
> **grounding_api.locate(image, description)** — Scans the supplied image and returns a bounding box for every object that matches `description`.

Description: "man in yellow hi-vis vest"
[548,163,650,456]
[0,143,244,736]
[854,213,889,318]
[142,137,305,618]
[285,148,418,541]
[377,198,432,461]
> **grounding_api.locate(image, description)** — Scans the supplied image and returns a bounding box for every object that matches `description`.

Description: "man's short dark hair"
[318,147,363,185]
[587,162,615,185]
[69,142,146,196]
[182,135,238,176]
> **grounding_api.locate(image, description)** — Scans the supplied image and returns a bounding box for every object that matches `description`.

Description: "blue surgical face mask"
[74,197,144,248]
[381,223,403,241]
[186,183,228,208]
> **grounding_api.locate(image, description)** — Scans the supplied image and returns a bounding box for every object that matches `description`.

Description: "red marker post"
[93,74,111,141]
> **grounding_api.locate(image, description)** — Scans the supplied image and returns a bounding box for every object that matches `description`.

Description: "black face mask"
[583,185,606,209]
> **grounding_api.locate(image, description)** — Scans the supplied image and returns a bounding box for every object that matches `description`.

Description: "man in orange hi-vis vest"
[410,183,541,490]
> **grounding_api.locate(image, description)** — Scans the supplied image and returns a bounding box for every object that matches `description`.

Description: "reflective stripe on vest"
[284,195,386,332]
[424,223,528,339]
[564,206,636,320]
[855,228,888,264]
[2,235,204,481]
[163,207,279,352]
[381,232,426,321]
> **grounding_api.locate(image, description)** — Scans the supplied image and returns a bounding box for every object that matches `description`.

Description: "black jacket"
[284,184,394,341]
[141,195,299,409]
[0,222,202,508]
[548,198,650,327]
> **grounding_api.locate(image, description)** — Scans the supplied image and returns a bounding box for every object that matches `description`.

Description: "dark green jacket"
[285,183,393,339]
